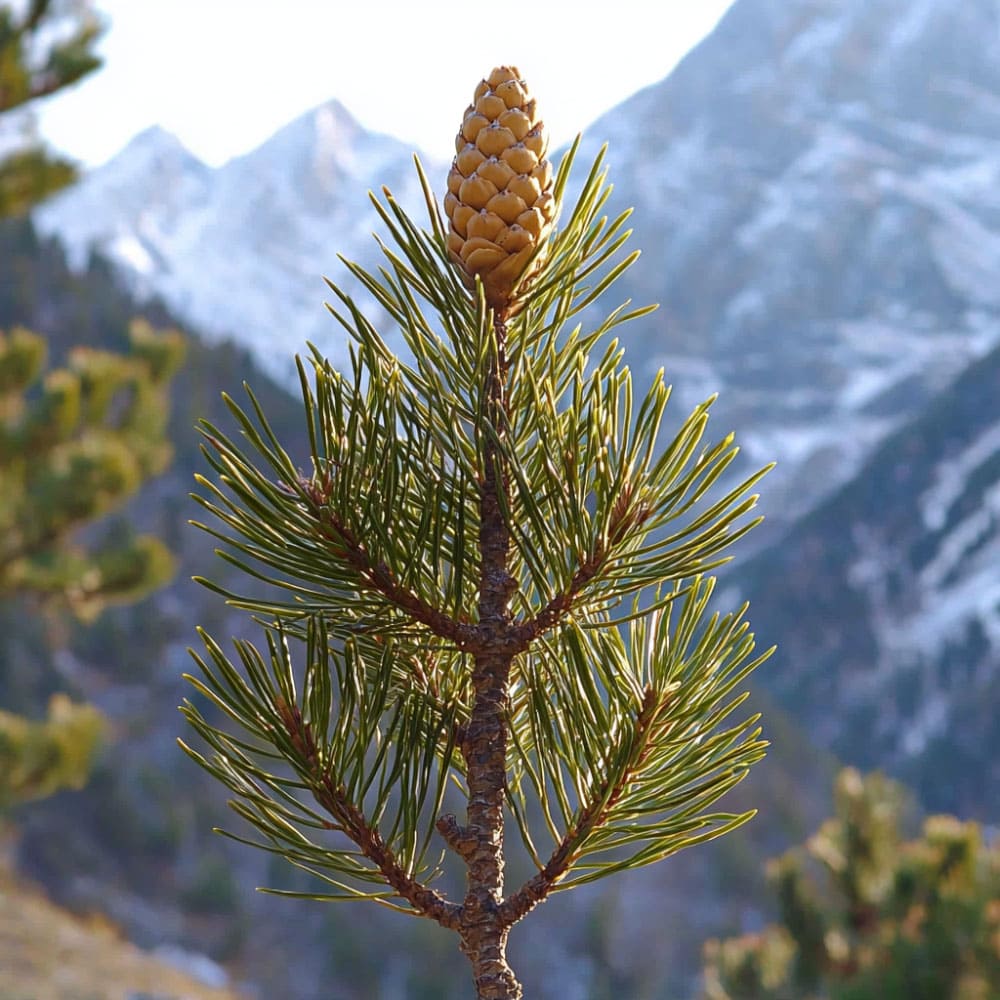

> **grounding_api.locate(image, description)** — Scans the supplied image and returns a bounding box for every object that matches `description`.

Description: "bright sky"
[37,0,735,168]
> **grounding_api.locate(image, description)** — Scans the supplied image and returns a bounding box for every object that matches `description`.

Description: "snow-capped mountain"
[36,100,442,384]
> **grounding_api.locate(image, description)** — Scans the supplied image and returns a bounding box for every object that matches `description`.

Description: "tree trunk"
[460,914,521,999]
[457,314,522,998]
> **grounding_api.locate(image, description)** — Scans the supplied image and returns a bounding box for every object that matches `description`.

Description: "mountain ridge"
[37,96,441,385]
[38,0,1000,531]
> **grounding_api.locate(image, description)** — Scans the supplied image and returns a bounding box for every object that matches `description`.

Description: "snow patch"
[152,945,229,989]
[107,232,157,277]
[920,484,1000,591]
[900,693,949,757]
[920,421,1000,531]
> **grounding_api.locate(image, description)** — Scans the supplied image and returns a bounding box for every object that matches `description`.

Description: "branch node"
[437,813,478,859]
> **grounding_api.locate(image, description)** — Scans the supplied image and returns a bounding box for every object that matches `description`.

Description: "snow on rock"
[569,0,1000,522]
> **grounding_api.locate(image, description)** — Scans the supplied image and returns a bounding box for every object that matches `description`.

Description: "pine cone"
[445,67,556,315]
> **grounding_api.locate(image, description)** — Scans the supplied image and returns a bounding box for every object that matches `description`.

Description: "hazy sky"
[38,0,736,168]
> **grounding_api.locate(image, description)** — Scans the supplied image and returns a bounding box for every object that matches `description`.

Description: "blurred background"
[1,1,998,997]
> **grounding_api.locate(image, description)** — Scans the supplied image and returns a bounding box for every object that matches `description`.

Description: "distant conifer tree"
[182,66,774,998]
[0,319,184,617]
[702,768,1000,1000]
[0,320,184,809]
[0,0,102,217]
[0,0,184,809]
[0,693,103,808]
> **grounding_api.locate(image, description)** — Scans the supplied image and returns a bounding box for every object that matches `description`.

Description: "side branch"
[276,697,461,929]
[316,777,462,929]
[499,686,664,925]
[509,481,653,650]
[436,813,478,859]
[316,506,479,650]
[509,542,607,649]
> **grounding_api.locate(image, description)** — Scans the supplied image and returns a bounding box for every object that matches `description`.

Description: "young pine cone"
[445,67,556,315]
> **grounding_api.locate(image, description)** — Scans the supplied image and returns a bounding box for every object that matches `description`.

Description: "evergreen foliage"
[0,319,184,617]
[0,316,183,809]
[702,768,1000,1000]
[182,67,773,999]
[0,692,103,807]
[0,2,181,813]
[0,0,103,217]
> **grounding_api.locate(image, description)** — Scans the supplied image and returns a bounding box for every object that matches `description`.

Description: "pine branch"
[181,65,775,1000]
[500,685,667,924]
[509,478,654,645]
[318,778,461,927]
[509,543,606,644]
[273,696,461,927]
[0,4,102,116]
[23,70,75,103]
[436,812,478,858]
[298,472,479,650]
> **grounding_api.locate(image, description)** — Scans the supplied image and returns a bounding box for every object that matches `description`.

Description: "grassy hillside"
[0,854,243,1000]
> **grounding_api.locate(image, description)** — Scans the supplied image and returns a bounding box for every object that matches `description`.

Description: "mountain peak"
[113,125,204,168]
[235,95,414,180]
[311,97,360,129]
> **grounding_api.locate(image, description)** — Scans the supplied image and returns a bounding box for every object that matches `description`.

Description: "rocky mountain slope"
[0,853,241,1000]
[729,336,1000,817]
[571,0,1000,817]
[577,0,1000,521]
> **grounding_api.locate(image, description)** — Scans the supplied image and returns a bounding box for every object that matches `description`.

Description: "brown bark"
[307,497,479,650]
[456,315,523,998]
